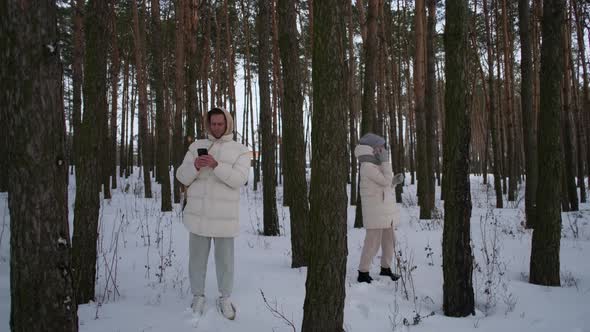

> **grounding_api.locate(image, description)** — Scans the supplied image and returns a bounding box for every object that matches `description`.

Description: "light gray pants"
[189,233,234,298]
[358,227,395,272]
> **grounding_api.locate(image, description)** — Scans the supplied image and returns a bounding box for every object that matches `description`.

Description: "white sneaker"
[217,296,236,320]
[191,295,206,315]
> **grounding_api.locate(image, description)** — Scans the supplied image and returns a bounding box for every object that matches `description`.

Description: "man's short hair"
[208,108,225,123]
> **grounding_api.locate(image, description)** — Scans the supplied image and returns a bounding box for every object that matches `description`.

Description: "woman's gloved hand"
[376,150,389,163]
[392,173,405,186]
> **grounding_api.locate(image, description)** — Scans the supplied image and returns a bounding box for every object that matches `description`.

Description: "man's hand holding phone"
[194,148,218,170]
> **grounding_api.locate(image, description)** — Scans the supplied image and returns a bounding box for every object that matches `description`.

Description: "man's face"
[210,114,227,139]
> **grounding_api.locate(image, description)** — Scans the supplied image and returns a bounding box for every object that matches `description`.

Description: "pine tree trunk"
[223,0,237,139]
[173,0,186,204]
[484,0,503,208]
[346,0,358,206]
[72,0,84,171]
[240,0,258,191]
[257,0,279,236]
[127,65,136,176]
[132,0,153,198]
[72,0,110,304]
[278,0,309,267]
[573,0,588,203]
[109,2,119,190]
[561,24,578,212]
[3,1,79,329]
[442,0,475,317]
[120,56,129,178]
[409,108,416,184]
[199,2,210,137]
[185,0,198,144]
[519,0,538,227]
[397,0,408,202]
[151,0,171,211]
[501,0,516,202]
[301,0,348,329]
[414,0,430,218]
[529,0,564,287]
[361,0,379,135]
[425,0,437,214]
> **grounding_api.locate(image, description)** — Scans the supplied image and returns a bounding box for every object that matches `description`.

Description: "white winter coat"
[354,145,399,229]
[176,108,250,237]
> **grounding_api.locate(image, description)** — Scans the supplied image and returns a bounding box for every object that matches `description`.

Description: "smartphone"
[197,148,208,156]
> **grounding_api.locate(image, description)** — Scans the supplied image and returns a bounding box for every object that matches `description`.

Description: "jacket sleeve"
[363,162,393,188]
[213,149,251,189]
[176,149,199,186]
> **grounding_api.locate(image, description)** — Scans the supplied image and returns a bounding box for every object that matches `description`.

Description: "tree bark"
[120,55,129,178]
[425,0,437,215]
[302,0,348,329]
[361,0,379,135]
[346,0,358,206]
[109,3,119,191]
[173,0,186,204]
[72,0,110,304]
[573,0,588,203]
[151,0,172,211]
[2,1,79,329]
[519,0,538,227]
[484,0,503,208]
[561,21,578,212]
[529,0,564,287]
[131,0,152,198]
[127,64,136,176]
[414,0,426,210]
[442,0,475,317]
[355,0,380,229]
[72,0,84,171]
[501,0,517,202]
[257,0,280,236]
[278,0,309,267]
[185,0,199,144]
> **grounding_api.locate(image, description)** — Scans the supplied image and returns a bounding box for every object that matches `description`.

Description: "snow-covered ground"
[1,169,589,331]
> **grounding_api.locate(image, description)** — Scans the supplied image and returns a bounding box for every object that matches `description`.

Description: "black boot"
[357,271,373,283]
[380,267,400,281]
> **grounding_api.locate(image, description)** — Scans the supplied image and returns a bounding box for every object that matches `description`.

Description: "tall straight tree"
[109,1,120,191]
[72,0,110,304]
[572,0,589,201]
[346,0,358,206]
[483,0,503,208]
[414,0,435,219]
[257,0,280,236]
[2,1,79,329]
[72,0,84,170]
[278,0,309,267]
[131,0,152,198]
[425,0,437,215]
[561,20,578,212]
[173,0,186,204]
[354,0,380,229]
[301,0,348,329]
[519,0,538,227]
[361,0,379,134]
[442,0,475,317]
[151,0,172,211]
[529,0,564,286]
[185,0,198,145]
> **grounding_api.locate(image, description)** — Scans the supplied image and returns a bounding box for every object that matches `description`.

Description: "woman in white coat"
[355,133,403,283]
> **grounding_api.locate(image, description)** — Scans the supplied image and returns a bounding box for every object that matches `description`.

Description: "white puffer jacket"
[354,145,399,229]
[176,108,250,237]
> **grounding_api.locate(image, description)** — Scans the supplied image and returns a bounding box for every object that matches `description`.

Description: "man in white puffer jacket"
[176,107,250,320]
[354,133,403,283]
